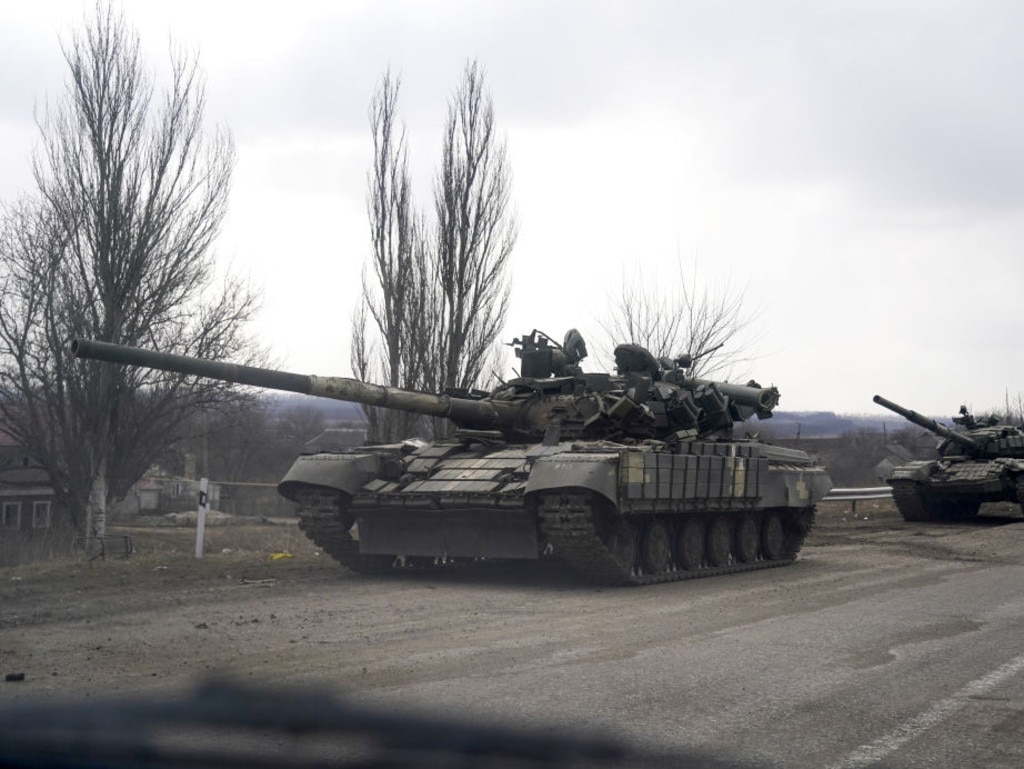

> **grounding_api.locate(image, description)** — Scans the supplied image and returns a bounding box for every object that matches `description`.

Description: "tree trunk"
[87,458,108,541]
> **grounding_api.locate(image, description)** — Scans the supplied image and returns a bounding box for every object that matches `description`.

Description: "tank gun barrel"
[872,394,978,450]
[70,339,506,427]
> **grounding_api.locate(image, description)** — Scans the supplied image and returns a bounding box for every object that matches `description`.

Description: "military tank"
[874,394,1024,521]
[71,332,831,586]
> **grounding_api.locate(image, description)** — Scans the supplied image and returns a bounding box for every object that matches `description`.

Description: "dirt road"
[4,500,1024,768]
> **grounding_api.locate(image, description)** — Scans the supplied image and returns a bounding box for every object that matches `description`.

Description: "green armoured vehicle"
[874,394,1024,521]
[72,332,831,585]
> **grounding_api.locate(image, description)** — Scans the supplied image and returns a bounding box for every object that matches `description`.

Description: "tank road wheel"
[706,516,732,567]
[734,514,759,563]
[760,512,785,561]
[639,519,671,574]
[604,519,637,573]
[675,518,705,570]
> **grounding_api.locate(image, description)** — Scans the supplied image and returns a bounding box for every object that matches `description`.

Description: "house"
[0,430,56,533]
[873,443,919,483]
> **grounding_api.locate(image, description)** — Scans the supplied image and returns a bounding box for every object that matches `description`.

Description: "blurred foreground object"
[0,678,737,768]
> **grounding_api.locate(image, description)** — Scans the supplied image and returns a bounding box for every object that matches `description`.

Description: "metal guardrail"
[823,486,892,501]
[821,486,892,513]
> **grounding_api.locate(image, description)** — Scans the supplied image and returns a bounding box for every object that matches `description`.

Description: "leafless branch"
[598,256,761,380]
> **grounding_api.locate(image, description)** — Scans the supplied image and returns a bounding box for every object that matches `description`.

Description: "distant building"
[0,430,57,533]
[873,444,917,483]
[112,468,296,520]
[111,468,221,518]
[114,427,369,522]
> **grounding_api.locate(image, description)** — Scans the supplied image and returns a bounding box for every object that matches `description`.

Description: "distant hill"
[762,411,948,439]
[264,393,367,423]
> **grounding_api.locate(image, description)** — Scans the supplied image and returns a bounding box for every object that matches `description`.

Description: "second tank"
[874,394,1024,521]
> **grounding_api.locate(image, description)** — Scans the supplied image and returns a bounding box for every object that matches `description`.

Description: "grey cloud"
[671,1,1024,212]
[12,0,1024,214]
[206,0,1024,215]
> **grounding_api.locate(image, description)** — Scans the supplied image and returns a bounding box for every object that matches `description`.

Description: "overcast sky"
[3,0,1024,419]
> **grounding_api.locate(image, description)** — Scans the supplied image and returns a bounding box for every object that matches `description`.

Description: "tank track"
[295,491,394,575]
[891,479,985,521]
[536,492,812,587]
[891,480,933,521]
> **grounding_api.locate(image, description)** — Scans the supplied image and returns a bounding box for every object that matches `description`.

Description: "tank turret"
[71,332,829,586]
[72,333,779,445]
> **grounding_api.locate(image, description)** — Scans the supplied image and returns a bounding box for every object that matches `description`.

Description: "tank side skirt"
[354,506,539,560]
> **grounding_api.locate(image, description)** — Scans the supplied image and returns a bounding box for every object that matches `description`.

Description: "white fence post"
[195,477,209,559]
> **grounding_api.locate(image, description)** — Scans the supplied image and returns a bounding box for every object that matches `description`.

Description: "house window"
[31,501,51,529]
[2,502,20,528]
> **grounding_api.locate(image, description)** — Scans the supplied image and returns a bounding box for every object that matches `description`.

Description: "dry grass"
[0,527,78,568]
[119,518,320,559]
[0,516,322,574]
[0,518,338,602]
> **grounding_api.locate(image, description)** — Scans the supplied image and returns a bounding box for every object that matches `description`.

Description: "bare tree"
[171,398,332,487]
[434,60,517,394]
[351,70,439,442]
[354,62,514,440]
[599,258,758,379]
[166,396,275,484]
[1002,391,1024,426]
[601,265,687,363]
[0,4,257,543]
[275,402,328,458]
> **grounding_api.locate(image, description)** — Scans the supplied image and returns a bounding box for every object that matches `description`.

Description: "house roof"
[0,464,51,486]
